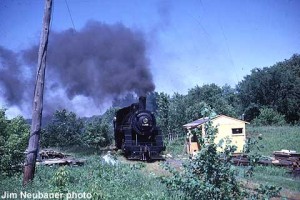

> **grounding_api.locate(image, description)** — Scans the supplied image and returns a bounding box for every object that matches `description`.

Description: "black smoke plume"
[0,46,31,106]
[0,21,155,116]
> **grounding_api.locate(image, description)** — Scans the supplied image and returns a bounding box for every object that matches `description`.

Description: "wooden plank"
[41,158,86,166]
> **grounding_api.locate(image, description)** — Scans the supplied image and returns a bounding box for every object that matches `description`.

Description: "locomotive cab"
[114,96,165,161]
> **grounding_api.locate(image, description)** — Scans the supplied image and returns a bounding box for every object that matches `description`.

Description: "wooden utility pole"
[23,0,52,185]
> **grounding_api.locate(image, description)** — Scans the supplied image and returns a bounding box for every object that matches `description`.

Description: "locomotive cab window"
[232,128,243,134]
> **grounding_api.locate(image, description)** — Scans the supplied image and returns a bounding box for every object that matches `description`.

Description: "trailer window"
[232,128,243,134]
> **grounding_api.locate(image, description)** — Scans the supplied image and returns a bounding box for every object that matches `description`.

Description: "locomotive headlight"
[142,117,149,124]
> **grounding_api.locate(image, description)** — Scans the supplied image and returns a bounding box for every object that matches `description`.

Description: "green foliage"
[0,156,180,200]
[161,107,281,200]
[162,107,242,200]
[186,84,238,118]
[185,101,208,122]
[41,108,114,149]
[82,107,116,149]
[156,92,170,136]
[237,54,300,123]
[165,136,186,156]
[0,109,29,175]
[253,184,282,199]
[247,125,300,156]
[167,93,188,134]
[82,118,110,150]
[41,109,84,147]
[51,166,69,194]
[100,107,118,135]
[242,136,264,178]
[252,108,286,126]
[156,85,239,142]
[250,165,300,192]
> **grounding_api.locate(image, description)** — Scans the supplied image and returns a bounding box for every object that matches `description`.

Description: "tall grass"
[0,156,180,200]
[164,136,186,157]
[245,125,300,192]
[247,125,300,156]
[252,166,300,192]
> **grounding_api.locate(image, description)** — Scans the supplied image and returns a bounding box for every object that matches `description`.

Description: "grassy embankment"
[0,152,182,200]
[245,125,300,192]
[247,126,300,156]
[0,126,299,199]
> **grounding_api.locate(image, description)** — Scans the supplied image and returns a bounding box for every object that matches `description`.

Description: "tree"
[185,101,208,122]
[41,109,83,147]
[92,107,117,145]
[155,84,239,137]
[168,93,187,134]
[156,92,170,136]
[0,109,29,175]
[186,84,238,117]
[252,108,286,126]
[82,117,110,150]
[237,54,300,123]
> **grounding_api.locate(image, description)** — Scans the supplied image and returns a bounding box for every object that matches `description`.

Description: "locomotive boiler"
[113,96,165,160]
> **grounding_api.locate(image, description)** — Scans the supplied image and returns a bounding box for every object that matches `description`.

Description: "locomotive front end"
[114,96,165,161]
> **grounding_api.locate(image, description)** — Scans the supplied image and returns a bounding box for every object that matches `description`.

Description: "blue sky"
[1,0,300,117]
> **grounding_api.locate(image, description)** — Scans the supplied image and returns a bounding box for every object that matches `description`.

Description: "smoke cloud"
[0,21,155,116]
[0,46,31,106]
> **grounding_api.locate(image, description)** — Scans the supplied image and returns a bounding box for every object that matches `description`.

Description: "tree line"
[154,54,300,136]
[238,54,300,123]
[0,108,117,175]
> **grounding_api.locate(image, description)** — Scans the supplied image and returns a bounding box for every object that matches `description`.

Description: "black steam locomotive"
[113,96,165,160]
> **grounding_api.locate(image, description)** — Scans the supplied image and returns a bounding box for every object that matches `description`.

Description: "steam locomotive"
[113,96,165,160]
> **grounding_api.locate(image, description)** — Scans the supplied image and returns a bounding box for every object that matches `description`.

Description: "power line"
[217,14,240,84]
[199,0,240,84]
[65,0,76,31]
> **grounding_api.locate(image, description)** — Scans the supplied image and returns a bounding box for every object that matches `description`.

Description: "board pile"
[38,149,85,166]
[231,150,300,176]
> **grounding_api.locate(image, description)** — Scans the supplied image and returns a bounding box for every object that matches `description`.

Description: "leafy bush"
[252,108,286,126]
[51,166,69,194]
[0,109,29,175]
[41,109,84,147]
[100,107,118,139]
[41,109,115,149]
[82,118,111,150]
[162,108,243,199]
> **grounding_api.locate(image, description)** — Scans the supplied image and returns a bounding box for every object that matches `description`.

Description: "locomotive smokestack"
[139,96,146,110]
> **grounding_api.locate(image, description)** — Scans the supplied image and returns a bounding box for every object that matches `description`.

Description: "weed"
[247,126,300,156]
[0,156,179,200]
